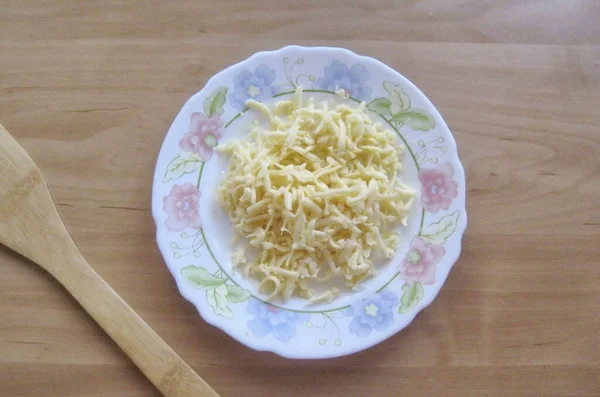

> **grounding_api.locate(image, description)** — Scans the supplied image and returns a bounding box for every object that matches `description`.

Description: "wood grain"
[0,124,218,396]
[1,1,599,396]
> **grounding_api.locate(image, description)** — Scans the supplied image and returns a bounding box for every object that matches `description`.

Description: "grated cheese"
[217,87,414,301]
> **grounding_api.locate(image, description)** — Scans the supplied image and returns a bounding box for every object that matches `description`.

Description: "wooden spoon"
[0,123,219,397]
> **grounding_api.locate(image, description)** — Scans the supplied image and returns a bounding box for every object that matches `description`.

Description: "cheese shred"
[217,87,414,301]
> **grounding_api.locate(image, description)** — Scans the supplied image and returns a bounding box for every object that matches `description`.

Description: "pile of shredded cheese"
[217,88,414,302]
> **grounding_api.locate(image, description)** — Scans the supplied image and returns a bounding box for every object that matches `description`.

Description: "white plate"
[152,46,466,359]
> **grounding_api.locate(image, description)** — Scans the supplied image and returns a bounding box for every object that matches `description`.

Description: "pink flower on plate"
[419,162,458,213]
[399,237,445,285]
[163,182,201,231]
[179,112,224,161]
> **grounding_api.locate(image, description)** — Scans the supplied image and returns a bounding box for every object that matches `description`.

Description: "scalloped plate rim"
[151,45,467,359]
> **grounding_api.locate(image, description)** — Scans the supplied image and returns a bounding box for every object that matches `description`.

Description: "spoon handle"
[0,123,217,396]
[53,248,219,397]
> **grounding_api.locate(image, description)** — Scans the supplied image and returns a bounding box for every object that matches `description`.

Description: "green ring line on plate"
[197,89,424,313]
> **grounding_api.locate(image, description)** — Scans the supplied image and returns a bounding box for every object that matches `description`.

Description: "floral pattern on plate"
[179,113,224,162]
[246,299,309,342]
[313,60,372,101]
[419,163,459,213]
[152,46,466,358]
[228,65,278,110]
[348,291,399,337]
[163,183,202,231]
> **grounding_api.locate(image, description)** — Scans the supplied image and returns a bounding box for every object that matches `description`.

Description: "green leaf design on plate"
[367,97,391,115]
[225,284,251,303]
[181,265,227,289]
[391,109,435,131]
[383,81,410,113]
[203,87,228,117]
[163,154,203,183]
[207,284,233,319]
[420,210,460,244]
[399,282,424,314]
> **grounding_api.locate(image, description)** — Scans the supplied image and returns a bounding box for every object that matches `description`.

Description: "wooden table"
[1,1,598,396]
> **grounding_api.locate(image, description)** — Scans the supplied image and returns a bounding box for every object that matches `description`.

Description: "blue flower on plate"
[228,65,278,110]
[314,60,372,101]
[246,298,309,342]
[348,291,398,337]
